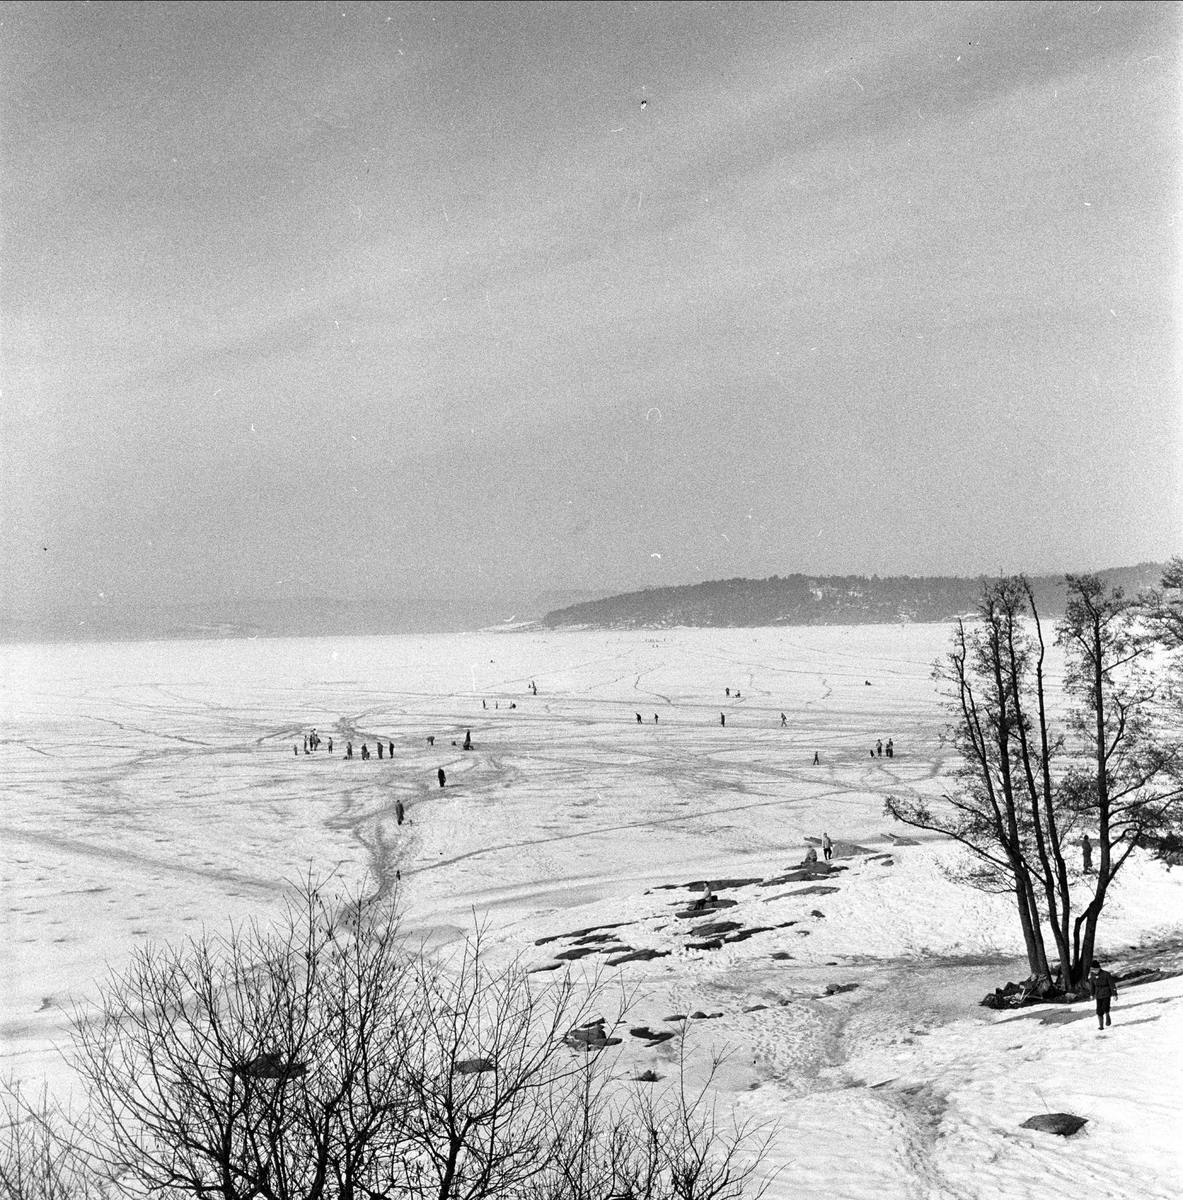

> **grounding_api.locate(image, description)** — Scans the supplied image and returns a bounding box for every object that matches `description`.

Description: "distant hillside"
[541,564,1167,630]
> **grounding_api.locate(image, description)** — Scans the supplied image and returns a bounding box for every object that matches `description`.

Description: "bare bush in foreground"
[68,883,772,1200]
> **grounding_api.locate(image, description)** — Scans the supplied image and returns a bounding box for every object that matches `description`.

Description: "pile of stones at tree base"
[979,965,1168,1010]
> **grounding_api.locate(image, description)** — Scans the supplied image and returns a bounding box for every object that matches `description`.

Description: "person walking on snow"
[781,713,787,727]
[437,767,446,788]
[822,832,833,861]
[1088,962,1118,1029]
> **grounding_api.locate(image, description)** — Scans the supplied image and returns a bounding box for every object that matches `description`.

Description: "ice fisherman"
[396,799,405,826]
[720,713,726,727]
[886,738,894,758]
[346,741,353,759]
[804,845,818,865]
[437,767,446,788]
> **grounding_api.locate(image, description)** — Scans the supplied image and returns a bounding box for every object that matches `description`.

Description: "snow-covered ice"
[2,625,1180,1197]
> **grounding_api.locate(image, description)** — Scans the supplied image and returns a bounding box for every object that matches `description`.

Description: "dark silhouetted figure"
[483,699,487,709]
[463,730,472,750]
[876,739,883,757]
[388,741,394,757]
[328,737,333,753]
[428,736,435,746]
[781,713,787,727]
[636,713,642,723]
[396,799,405,826]
[1089,962,1118,1029]
[377,742,384,759]
[1082,834,1093,874]
[294,744,298,757]
[303,735,308,752]
[813,751,819,765]
[361,744,369,760]
[437,768,446,788]
[823,832,833,861]
[532,681,537,695]
[736,690,741,699]
[654,714,658,723]
[346,741,353,759]
[886,738,894,758]
[720,713,726,727]
[725,688,730,697]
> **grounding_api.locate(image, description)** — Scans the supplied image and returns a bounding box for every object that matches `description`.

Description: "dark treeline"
[542,564,1165,630]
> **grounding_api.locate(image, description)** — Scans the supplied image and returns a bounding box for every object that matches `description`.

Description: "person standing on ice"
[463,730,472,750]
[876,739,882,757]
[294,744,299,757]
[886,738,894,758]
[388,740,394,757]
[813,750,819,765]
[720,713,726,727]
[377,742,384,759]
[328,737,333,753]
[1088,962,1118,1029]
[345,741,353,759]
[1082,833,1093,874]
[396,799,405,826]
[636,713,642,723]
[822,832,833,861]
[437,767,446,788]
[781,713,787,727]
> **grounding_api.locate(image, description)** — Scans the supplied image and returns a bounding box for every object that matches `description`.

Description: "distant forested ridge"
[541,564,1166,629]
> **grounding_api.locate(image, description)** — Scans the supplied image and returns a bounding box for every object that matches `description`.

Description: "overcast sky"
[2,1,1180,617]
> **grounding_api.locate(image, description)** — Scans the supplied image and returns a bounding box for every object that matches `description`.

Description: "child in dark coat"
[1088,962,1118,1030]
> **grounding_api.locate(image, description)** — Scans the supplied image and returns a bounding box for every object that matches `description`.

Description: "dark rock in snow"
[607,947,670,965]
[1021,1113,1088,1137]
[690,920,742,937]
[455,1057,495,1075]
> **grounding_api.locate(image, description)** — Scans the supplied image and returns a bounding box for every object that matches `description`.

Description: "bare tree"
[1057,574,1183,975]
[887,573,1183,990]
